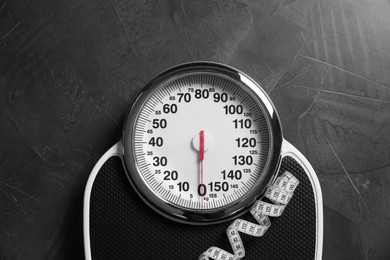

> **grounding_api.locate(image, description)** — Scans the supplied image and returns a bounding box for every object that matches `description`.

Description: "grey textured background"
[1,0,390,259]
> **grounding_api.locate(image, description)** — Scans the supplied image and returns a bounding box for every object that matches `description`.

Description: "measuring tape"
[199,171,299,260]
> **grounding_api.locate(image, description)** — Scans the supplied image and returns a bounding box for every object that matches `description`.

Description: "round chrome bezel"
[122,62,283,225]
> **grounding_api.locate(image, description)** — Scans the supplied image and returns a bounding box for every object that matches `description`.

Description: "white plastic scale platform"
[83,62,323,260]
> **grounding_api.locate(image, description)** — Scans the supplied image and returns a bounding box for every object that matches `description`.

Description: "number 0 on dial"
[122,62,283,224]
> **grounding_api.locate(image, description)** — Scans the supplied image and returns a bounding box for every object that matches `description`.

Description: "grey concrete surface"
[1,0,390,259]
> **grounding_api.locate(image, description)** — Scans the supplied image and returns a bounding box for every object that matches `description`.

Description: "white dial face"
[131,73,271,210]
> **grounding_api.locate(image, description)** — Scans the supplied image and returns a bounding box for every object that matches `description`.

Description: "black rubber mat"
[89,156,316,259]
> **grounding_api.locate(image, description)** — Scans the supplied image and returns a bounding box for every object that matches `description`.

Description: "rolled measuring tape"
[199,171,299,260]
[83,62,324,260]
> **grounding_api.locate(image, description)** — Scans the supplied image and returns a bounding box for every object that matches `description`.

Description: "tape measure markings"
[199,171,299,260]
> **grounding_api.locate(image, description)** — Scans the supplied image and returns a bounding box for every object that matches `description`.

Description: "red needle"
[199,130,205,201]
[200,130,205,162]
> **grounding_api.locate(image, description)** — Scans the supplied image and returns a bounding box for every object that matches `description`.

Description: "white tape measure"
[199,171,299,259]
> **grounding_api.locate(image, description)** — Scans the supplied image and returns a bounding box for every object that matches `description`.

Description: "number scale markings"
[132,74,271,210]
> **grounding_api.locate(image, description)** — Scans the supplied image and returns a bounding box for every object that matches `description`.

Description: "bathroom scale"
[83,62,323,259]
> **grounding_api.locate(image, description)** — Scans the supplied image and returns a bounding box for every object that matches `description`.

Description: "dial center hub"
[192,132,212,152]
